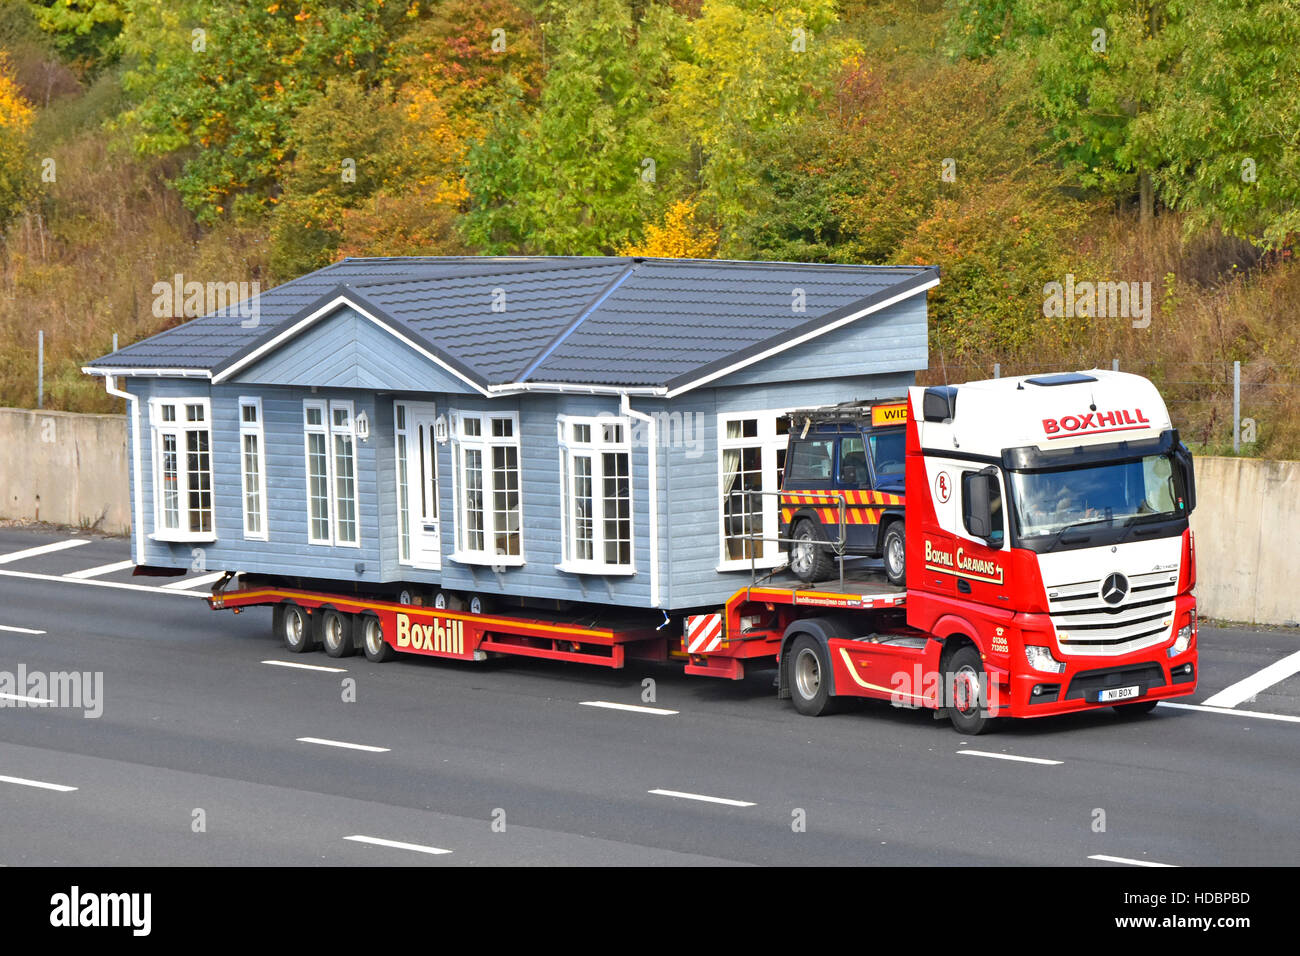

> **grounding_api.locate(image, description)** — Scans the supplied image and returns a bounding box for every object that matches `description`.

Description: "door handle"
[957,579,972,594]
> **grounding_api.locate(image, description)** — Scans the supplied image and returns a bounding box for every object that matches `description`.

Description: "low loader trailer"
[211,370,1201,735]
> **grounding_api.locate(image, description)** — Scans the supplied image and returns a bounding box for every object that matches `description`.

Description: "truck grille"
[1046,570,1178,656]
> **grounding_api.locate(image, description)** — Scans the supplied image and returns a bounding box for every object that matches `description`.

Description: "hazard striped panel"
[684,613,724,654]
[779,489,904,526]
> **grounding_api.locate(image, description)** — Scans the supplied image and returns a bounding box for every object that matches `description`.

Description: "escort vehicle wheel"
[945,645,996,735]
[1114,699,1159,716]
[361,616,394,663]
[788,635,837,717]
[882,521,906,587]
[320,609,355,658]
[276,603,315,654]
[790,520,835,584]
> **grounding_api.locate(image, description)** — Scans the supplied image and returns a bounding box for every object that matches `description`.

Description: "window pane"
[602,451,631,565]
[464,448,484,551]
[307,432,330,541]
[306,406,323,427]
[603,422,624,444]
[573,423,591,444]
[333,406,350,429]
[396,433,410,561]
[334,433,357,544]
[574,455,593,561]
[491,417,513,438]
[492,445,520,556]
[241,403,258,424]
[724,445,764,559]
[787,440,834,482]
[161,404,176,422]
[186,429,212,533]
[463,417,481,437]
[161,434,179,530]
[186,404,204,422]
[243,433,262,534]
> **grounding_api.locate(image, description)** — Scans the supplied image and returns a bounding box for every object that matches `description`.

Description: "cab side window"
[786,439,834,483]
[839,437,869,487]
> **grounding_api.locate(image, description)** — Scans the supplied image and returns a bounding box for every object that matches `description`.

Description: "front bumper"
[1007,648,1197,717]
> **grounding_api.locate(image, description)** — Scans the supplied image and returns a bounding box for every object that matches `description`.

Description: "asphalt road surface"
[0,527,1296,866]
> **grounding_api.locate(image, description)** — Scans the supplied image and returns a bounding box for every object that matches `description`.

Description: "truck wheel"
[320,609,355,658]
[788,634,838,716]
[790,520,836,584]
[275,602,315,654]
[1115,699,1159,716]
[361,616,394,663]
[944,645,997,735]
[882,520,906,587]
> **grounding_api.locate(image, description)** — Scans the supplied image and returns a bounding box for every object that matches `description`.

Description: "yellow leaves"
[619,199,719,259]
[0,54,34,133]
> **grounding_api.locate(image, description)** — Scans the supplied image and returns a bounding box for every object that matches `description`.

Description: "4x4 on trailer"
[779,401,908,586]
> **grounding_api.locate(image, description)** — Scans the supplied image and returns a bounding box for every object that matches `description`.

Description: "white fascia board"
[487,382,667,397]
[663,278,940,399]
[82,367,212,378]
[210,293,492,396]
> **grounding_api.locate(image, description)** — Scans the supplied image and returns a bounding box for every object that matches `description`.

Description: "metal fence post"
[112,332,119,352]
[37,329,43,410]
[993,363,1000,379]
[1233,360,1241,454]
[1112,358,1119,372]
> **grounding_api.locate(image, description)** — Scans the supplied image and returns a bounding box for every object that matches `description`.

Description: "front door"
[396,401,440,570]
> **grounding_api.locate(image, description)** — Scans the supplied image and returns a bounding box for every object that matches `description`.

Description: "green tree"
[27,0,127,74]
[0,52,35,226]
[463,0,684,254]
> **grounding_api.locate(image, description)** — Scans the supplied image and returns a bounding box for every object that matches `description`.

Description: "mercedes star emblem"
[1100,572,1129,605]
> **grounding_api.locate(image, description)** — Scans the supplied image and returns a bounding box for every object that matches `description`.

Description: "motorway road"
[0,527,1297,867]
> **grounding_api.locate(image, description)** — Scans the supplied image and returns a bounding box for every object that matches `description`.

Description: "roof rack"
[785,400,877,425]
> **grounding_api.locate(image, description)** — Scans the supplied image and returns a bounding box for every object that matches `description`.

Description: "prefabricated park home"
[84,257,937,612]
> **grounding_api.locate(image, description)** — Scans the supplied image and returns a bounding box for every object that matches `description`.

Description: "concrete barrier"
[0,408,129,534]
[1190,456,1300,626]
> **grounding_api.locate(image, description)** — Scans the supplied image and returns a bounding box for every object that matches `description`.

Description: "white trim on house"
[448,410,526,567]
[83,367,213,378]
[103,375,146,564]
[555,414,635,576]
[148,396,216,543]
[238,396,269,541]
[211,294,493,395]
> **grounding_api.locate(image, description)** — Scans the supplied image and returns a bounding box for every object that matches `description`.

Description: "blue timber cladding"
[88,256,935,612]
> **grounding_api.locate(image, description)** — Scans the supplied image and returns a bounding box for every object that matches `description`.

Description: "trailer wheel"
[944,645,997,735]
[882,520,906,587]
[788,635,837,717]
[318,608,355,658]
[1114,699,1159,716]
[434,590,465,611]
[361,616,394,663]
[790,520,836,584]
[397,589,416,606]
[468,594,490,615]
[275,603,315,654]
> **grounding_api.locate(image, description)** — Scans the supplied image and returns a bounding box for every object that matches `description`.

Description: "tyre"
[361,615,394,663]
[1114,699,1159,716]
[789,519,836,584]
[319,608,355,658]
[882,520,906,587]
[944,644,997,735]
[397,588,416,606]
[433,590,464,611]
[274,602,315,654]
[787,634,838,716]
[468,594,490,615]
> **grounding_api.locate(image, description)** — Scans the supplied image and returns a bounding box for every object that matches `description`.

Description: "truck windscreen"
[1008,454,1180,539]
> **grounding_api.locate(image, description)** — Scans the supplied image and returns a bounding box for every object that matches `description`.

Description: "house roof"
[85,256,938,394]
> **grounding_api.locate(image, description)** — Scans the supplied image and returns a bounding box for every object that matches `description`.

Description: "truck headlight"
[1168,624,1192,658]
[1025,645,1066,674]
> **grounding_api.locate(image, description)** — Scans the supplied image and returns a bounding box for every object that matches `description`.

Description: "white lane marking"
[0,625,45,635]
[0,692,51,705]
[344,835,452,856]
[161,571,227,591]
[1089,854,1177,868]
[1157,701,1300,724]
[1202,648,1300,708]
[581,701,679,716]
[958,749,1063,766]
[0,568,209,599]
[0,774,77,793]
[263,660,347,673]
[0,539,91,565]
[65,559,135,579]
[648,788,756,807]
[297,737,390,753]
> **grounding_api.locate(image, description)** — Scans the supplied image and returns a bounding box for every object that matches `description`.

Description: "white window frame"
[448,410,525,567]
[717,408,793,571]
[302,399,361,548]
[556,415,635,575]
[148,397,216,543]
[238,397,269,541]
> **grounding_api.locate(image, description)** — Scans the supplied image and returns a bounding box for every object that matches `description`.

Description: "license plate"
[1099,685,1140,703]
